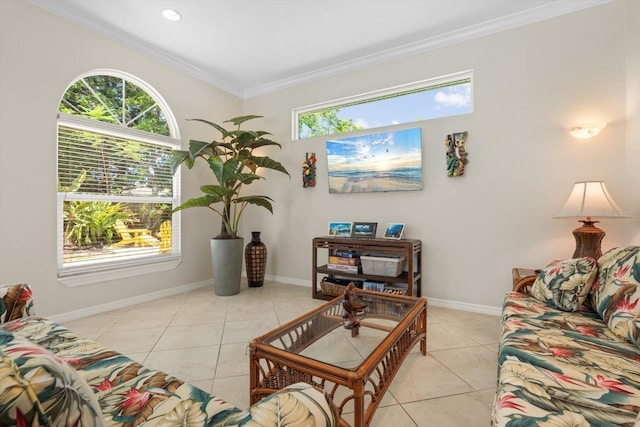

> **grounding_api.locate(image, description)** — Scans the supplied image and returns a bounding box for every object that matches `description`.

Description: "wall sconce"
[568,123,606,139]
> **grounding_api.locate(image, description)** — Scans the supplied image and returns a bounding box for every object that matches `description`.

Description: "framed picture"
[384,223,405,239]
[328,222,353,237]
[352,222,377,238]
[326,128,423,194]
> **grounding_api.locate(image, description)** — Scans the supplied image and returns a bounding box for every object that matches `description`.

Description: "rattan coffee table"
[249,289,427,427]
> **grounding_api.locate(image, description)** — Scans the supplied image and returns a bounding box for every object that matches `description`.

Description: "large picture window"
[57,71,180,284]
[294,70,472,140]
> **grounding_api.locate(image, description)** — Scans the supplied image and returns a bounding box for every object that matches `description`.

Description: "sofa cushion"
[2,316,82,353]
[0,283,34,323]
[591,246,640,347]
[0,330,105,427]
[494,292,640,426]
[529,257,597,311]
[222,382,339,426]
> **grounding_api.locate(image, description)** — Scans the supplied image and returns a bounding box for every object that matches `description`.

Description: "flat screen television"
[326,128,422,194]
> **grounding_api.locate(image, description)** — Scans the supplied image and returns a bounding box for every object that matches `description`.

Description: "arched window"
[57,70,180,285]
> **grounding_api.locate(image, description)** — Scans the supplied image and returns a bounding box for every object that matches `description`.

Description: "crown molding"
[27,0,245,97]
[29,0,612,100]
[243,0,612,98]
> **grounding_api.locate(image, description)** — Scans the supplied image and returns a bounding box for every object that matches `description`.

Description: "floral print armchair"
[0,283,338,427]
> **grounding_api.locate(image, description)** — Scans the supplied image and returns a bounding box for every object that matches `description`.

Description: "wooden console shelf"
[312,236,422,300]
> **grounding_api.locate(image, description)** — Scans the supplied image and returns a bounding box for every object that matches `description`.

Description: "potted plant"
[171,115,289,295]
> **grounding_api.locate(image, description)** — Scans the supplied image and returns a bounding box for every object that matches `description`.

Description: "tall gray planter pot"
[210,238,244,296]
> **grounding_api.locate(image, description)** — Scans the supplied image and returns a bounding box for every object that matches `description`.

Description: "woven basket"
[320,280,345,297]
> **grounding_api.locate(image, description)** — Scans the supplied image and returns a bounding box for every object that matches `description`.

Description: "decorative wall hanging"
[302,152,316,187]
[326,128,422,193]
[445,131,468,177]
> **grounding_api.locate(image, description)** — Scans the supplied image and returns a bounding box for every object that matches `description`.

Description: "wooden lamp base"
[571,219,605,259]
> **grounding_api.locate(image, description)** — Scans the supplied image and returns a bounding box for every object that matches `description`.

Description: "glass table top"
[258,291,421,370]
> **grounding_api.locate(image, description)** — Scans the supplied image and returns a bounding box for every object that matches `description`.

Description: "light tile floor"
[62,282,500,426]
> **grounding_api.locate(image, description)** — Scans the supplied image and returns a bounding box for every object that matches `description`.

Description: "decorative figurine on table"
[342,282,367,336]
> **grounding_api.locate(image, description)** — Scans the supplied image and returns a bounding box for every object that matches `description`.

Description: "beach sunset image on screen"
[326,128,422,194]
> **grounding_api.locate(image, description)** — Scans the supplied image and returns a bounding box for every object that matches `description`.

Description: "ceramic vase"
[245,231,267,287]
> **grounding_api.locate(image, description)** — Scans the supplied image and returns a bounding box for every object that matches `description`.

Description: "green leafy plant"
[298,108,362,139]
[60,170,134,247]
[63,201,133,247]
[138,203,172,230]
[171,115,289,239]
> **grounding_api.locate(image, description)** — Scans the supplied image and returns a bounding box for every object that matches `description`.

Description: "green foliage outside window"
[59,75,169,135]
[138,203,172,231]
[298,109,362,139]
[58,74,175,258]
[63,201,133,247]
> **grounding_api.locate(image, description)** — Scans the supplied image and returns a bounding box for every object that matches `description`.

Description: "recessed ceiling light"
[162,8,181,21]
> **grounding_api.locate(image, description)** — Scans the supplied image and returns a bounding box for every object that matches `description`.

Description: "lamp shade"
[555,181,626,219]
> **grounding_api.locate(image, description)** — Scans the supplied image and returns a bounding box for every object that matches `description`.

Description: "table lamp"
[555,181,627,259]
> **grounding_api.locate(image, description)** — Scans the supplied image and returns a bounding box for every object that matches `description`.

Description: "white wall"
[243,1,636,310]
[0,0,241,316]
[1,1,637,317]
[627,1,640,242]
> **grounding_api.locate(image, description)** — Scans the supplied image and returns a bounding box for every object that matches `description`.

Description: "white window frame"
[56,70,181,286]
[292,70,473,140]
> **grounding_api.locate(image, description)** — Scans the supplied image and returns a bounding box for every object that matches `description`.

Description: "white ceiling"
[29,0,609,98]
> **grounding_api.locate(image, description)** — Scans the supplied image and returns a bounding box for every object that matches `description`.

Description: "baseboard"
[48,276,500,323]
[264,274,310,287]
[267,275,502,316]
[427,297,501,316]
[48,280,212,323]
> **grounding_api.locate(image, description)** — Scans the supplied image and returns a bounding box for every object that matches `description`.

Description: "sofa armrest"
[0,283,34,323]
[245,382,339,426]
[513,275,537,294]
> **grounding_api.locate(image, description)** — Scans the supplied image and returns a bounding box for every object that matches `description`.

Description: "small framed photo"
[384,223,405,239]
[329,222,353,237]
[352,222,377,238]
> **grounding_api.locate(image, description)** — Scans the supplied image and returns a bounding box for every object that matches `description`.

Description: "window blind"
[57,121,179,269]
[58,125,174,197]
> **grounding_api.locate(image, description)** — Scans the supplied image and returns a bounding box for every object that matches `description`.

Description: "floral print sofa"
[493,246,640,426]
[0,283,338,426]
